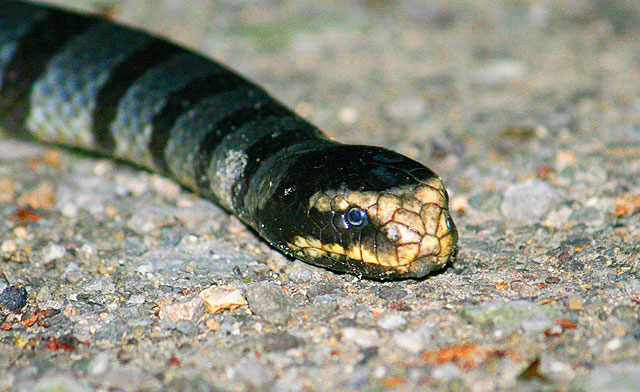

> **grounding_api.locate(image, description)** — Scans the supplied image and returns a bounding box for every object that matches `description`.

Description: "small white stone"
[1,240,17,253]
[42,242,66,263]
[605,338,622,351]
[341,327,380,348]
[432,363,461,380]
[378,314,407,330]
[127,293,146,305]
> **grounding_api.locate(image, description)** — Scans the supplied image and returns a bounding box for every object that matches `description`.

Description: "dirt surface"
[1,1,639,391]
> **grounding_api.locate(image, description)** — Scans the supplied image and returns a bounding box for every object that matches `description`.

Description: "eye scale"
[0,0,458,279]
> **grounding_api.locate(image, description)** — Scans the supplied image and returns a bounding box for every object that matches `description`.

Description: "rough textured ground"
[1,1,639,391]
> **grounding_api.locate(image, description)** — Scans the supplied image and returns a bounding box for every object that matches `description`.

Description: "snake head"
[249,144,458,280]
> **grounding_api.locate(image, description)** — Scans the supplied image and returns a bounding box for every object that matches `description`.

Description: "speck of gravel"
[501,179,557,220]
[287,264,315,283]
[584,362,640,392]
[175,319,199,335]
[378,314,407,329]
[262,332,305,352]
[341,327,380,348]
[568,206,606,227]
[158,297,204,323]
[392,328,431,353]
[82,277,116,296]
[16,374,92,392]
[41,242,66,264]
[230,358,269,388]
[0,285,28,312]
[459,300,555,330]
[432,362,462,381]
[245,281,291,325]
[521,315,553,333]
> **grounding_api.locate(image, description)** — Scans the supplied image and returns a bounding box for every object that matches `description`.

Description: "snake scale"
[0,0,458,279]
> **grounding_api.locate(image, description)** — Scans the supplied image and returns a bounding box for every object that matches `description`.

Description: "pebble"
[585,363,640,392]
[568,206,605,227]
[392,328,430,353]
[377,314,407,330]
[245,282,291,325]
[198,285,247,313]
[0,285,28,312]
[230,359,269,388]
[341,327,380,348]
[262,332,305,352]
[17,374,91,392]
[501,179,557,220]
[82,277,116,295]
[431,363,462,381]
[567,296,584,310]
[158,297,204,323]
[460,300,554,330]
[98,364,161,392]
[17,182,55,208]
[126,293,145,305]
[41,242,67,264]
[521,315,553,333]
[287,264,315,283]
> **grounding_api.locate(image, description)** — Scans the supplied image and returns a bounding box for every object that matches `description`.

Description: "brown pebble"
[566,296,583,310]
[158,297,204,322]
[18,183,55,208]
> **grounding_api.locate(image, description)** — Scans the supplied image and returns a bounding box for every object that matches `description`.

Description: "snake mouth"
[289,176,458,279]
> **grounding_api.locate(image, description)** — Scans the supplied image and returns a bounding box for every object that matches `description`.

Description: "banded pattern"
[0,0,458,279]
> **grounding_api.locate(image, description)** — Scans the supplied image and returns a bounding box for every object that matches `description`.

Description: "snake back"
[0,0,458,279]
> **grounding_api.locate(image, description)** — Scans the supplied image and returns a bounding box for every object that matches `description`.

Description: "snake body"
[0,0,457,279]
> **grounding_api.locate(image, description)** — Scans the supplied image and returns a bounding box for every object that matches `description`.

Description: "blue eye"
[346,207,368,227]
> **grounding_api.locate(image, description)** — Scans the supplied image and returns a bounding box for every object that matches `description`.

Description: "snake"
[0,0,458,279]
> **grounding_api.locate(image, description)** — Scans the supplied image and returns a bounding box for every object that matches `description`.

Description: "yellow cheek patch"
[301,178,457,272]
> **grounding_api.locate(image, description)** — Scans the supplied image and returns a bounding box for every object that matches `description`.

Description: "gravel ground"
[1,1,640,391]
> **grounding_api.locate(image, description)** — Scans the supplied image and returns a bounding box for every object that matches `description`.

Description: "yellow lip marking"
[304,248,327,258]
[361,248,378,265]
[347,244,362,260]
[322,243,346,255]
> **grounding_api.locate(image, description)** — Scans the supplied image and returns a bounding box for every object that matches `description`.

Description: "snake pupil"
[346,207,368,227]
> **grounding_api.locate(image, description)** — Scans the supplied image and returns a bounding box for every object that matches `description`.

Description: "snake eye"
[346,207,368,227]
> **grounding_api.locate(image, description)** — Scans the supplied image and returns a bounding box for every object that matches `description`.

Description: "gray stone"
[585,363,640,392]
[245,281,291,325]
[501,179,557,220]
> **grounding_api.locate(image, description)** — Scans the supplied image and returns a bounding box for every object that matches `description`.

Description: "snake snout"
[366,177,458,277]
